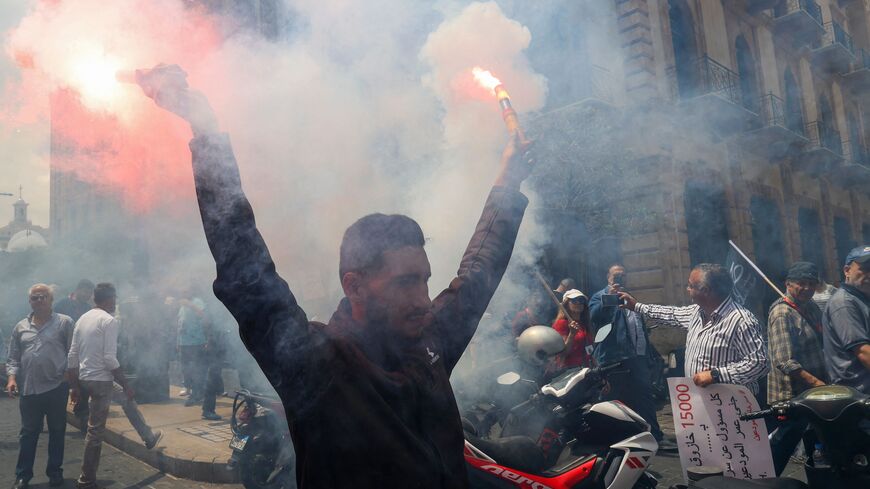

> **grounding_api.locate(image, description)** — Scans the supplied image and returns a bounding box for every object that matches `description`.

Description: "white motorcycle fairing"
[604,432,658,489]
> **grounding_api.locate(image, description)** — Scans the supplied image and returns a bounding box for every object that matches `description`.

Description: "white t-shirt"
[68,308,120,381]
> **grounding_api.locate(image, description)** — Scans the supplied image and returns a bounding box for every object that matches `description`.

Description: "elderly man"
[823,245,870,393]
[767,262,827,475]
[618,263,769,394]
[67,283,163,489]
[6,284,75,489]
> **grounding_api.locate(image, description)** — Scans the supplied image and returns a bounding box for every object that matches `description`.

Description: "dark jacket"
[589,287,649,364]
[189,134,528,488]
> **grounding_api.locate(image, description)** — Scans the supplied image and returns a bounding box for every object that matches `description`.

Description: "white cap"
[562,289,587,302]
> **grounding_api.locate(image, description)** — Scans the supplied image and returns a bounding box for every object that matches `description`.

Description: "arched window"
[735,36,759,113]
[783,69,804,135]
[669,0,698,98]
[684,180,730,266]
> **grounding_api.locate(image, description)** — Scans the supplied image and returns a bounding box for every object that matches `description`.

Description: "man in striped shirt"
[617,263,769,395]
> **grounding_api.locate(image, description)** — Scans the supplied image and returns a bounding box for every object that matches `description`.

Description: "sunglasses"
[568,298,587,305]
[30,295,49,302]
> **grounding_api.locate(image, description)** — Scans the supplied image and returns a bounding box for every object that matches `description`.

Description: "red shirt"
[552,319,593,368]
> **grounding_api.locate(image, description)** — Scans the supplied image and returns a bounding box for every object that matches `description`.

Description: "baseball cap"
[562,289,587,303]
[844,245,870,266]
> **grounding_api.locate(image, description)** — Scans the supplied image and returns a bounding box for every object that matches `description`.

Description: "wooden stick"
[728,240,787,301]
[533,270,572,320]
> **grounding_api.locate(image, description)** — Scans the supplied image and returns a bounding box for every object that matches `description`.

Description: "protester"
[550,289,594,370]
[618,263,769,395]
[174,287,208,405]
[136,63,533,488]
[511,290,551,339]
[553,278,576,303]
[67,283,163,489]
[813,277,837,312]
[822,245,870,393]
[54,279,96,425]
[590,264,673,450]
[766,262,827,476]
[6,284,74,489]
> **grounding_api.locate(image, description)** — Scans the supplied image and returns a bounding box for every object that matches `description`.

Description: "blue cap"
[844,245,870,266]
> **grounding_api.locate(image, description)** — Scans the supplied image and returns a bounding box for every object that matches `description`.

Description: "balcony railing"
[805,121,843,155]
[775,0,823,26]
[853,48,870,71]
[757,93,786,127]
[668,55,742,105]
[816,21,854,54]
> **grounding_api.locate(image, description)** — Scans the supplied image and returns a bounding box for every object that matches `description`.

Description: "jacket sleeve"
[189,134,315,392]
[589,289,613,328]
[431,187,528,373]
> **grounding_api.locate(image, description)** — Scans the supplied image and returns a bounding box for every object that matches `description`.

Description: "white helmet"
[517,326,565,366]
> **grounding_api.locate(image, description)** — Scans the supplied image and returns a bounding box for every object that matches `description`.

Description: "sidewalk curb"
[67,412,240,483]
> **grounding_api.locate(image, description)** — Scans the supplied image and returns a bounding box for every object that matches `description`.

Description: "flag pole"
[728,240,788,301]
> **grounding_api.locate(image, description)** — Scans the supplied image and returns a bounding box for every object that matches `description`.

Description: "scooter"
[673,385,870,489]
[228,390,295,489]
[464,324,659,489]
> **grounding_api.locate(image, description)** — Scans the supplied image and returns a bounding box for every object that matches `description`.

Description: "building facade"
[525,0,870,326]
[0,190,49,252]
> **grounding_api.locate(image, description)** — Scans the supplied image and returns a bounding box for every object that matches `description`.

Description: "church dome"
[6,229,48,252]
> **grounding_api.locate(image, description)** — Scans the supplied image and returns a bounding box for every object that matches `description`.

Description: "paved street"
[0,395,242,489]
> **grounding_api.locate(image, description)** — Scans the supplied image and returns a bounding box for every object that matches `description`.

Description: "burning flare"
[471,66,525,140]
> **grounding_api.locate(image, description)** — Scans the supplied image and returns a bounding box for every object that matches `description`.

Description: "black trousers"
[179,345,207,399]
[16,383,69,481]
[201,357,225,414]
[601,356,664,441]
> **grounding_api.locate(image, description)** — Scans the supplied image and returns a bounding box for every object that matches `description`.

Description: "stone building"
[519,0,870,327]
[0,189,49,252]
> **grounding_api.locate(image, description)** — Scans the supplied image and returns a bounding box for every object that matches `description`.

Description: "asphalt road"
[0,395,241,489]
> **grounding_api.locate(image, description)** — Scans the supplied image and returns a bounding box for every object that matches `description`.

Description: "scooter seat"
[466,433,547,475]
[691,476,809,489]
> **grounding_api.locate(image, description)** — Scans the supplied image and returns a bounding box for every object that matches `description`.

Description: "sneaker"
[145,430,164,450]
[184,397,202,407]
[179,388,190,397]
[202,411,222,421]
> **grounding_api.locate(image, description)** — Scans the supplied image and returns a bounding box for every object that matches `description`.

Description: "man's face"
[686,269,706,304]
[844,260,870,295]
[75,287,94,303]
[786,279,818,304]
[29,287,53,315]
[360,246,432,339]
[608,266,626,287]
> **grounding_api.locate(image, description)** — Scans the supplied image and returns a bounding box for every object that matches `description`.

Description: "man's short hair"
[93,283,116,304]
[76,279,95,291]
[693,263,733,298]
[559,278,576,289]
[28,283,53,299]
[339,214,425,278]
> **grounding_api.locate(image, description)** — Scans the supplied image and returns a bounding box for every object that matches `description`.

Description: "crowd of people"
[5,64,868,489]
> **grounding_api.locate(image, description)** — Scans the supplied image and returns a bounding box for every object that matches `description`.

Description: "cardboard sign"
[667,378,774,482]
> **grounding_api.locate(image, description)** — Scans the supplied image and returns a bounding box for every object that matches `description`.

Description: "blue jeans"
[16,383,69,481]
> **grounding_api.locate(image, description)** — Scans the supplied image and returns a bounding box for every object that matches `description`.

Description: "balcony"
[774,0,825,46]
[842,49,870,93]
[834,141,870,187]
[740,93,809,158]
[812,21,856,74]
[667,55,756,135]
[794,120,844,174]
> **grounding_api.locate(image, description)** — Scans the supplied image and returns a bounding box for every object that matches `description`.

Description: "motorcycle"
[228,390,295,489]
[463,324,659,489]
[673,385,870,489]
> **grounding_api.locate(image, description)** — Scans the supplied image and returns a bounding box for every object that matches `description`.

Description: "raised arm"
[431,133,532,372]
[134,65,312,389]
[619,291,697,330]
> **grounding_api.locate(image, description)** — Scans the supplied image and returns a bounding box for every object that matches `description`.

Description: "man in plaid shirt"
[767,261,827,475]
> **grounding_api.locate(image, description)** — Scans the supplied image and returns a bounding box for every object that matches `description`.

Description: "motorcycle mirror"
[497,372,522,386]
[594,323,612,344]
